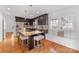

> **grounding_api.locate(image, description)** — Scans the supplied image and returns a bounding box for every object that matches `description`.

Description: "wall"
[4,14,16,34]
[48,6,79,39]
[0,12,3,40]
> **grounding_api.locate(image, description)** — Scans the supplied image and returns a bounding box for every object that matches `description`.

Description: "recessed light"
[7,8,11,11]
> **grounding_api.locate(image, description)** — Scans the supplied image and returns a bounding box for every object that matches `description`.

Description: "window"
[51,19,58,27]
[62,16,73,30]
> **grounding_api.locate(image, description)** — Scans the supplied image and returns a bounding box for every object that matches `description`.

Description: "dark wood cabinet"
[28,36,34,50]
[37,14,48,25]
[16,14,48,25]
[15,14,48,33]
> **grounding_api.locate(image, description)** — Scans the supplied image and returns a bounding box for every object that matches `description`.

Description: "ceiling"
[0,5,74,18]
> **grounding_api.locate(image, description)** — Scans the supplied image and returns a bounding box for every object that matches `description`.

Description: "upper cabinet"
[33,14,48,25]
[15,14,48,33]
[32,14,48,33]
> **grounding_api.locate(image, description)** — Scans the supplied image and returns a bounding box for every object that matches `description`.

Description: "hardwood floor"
[0,32,79,53]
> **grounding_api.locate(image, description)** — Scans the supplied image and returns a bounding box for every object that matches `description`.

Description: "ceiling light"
[7,8,11,11]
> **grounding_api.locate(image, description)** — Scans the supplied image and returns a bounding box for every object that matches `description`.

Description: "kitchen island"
[18,31,45,50]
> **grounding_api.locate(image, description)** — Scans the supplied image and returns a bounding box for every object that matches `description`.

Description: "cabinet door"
[38,16,43,25]
[38,15,48,25]
[28,37,34,50]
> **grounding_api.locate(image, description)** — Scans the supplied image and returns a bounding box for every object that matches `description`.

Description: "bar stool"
[34,35,44,48]
[19,35,29,48]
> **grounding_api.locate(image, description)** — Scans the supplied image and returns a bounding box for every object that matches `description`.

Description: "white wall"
[4,14,16,34]
[48,6,79,39]
[0,12,3,40]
